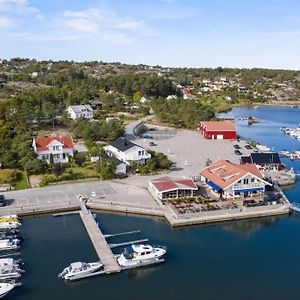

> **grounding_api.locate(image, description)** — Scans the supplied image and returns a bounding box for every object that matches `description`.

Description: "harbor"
[0,105,300,299]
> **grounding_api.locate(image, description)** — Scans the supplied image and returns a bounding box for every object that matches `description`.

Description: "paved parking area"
[134,128,254,178]
[0,180,160,214]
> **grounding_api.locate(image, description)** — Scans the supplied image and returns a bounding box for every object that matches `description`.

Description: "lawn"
[66,166,98,179]
[10,171,30,190]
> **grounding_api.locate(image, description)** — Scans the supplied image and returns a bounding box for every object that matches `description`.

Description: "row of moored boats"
[0,215,23,299]
[281,126,300,140]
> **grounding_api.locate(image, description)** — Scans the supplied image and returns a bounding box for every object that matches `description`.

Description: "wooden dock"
[79,203,121,274]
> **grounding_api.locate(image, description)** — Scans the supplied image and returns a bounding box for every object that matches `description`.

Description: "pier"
[79,201,121,274]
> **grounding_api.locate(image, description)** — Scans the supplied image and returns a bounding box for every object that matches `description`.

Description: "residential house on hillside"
[104,137,151,165]
[66,105,93,120]
[140,96,151,103]
[33,136,74,164]
[200,159,271,199]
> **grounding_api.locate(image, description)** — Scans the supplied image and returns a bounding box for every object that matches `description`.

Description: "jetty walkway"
[79,202,121,274]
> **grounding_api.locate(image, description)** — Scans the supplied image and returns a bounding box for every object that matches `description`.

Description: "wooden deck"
[79,205,121,274]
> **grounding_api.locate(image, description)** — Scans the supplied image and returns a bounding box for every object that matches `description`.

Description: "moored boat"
[0,282,14,299]
[117,244,167,267]
[256,144,272,153]
[58,261,103,280]
[0,222,21,230]
[0,239,20,251]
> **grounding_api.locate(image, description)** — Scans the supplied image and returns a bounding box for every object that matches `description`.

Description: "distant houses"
[33,136,74,164]
[200,159,271,199]
[66,105,93,120]
[104,137,151,165]
[198,121,237,140]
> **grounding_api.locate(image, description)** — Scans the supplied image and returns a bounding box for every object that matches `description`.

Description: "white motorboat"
[0,264,21,280]
[0,258,23,270]
[0,282,14,299]
[0,222,21,230]
[0,239,20,251]
[256,144,272,153]
[117,244,167,267]
[58,261,103,280]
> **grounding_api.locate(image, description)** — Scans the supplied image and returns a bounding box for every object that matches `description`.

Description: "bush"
[0,169,17,184]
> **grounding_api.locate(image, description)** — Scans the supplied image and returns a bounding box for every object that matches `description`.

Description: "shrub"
[0,169,17,184]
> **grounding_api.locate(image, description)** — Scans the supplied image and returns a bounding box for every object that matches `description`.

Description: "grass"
[67,166,98,178]
[10,171,29,190]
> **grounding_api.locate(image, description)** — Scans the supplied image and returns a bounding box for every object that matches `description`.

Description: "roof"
[68,105,93,113]
[34,136,74,151]
[150,176,198,193]
[200,159,264,190]
[200,121,236,132]
[240,156,252,164]
[250,152,281,165]
[110,137,139,152]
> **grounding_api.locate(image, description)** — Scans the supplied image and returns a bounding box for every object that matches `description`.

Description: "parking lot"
[0,180,160,214]
[134,126,254,178]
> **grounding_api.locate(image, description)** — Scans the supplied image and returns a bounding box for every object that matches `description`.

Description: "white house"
[200,159,271,199]
[140,96,151,104]
[66,105,93,120]
[32,136,75,164]
[104,137,151,165]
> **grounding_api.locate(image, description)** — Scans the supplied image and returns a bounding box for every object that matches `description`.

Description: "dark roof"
[103,151,124,166]
[250,152,281,164]
[110,137,137,152]
[240,156,252,164]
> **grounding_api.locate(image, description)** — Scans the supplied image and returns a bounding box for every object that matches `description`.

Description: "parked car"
[149,141,157,146]
[0,195,7,207]
[245,144,252,150]
[233,144,241,149]
[234,150,242,155]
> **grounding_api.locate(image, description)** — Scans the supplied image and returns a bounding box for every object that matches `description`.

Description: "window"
[138,151,141,156]
[251,178,255,182]
[53,145,60,151]
[244,178,249,184]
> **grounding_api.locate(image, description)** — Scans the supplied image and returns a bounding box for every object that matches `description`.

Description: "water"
[8,106,300,300]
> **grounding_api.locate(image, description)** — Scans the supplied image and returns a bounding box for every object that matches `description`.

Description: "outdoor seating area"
[169,197,239,215]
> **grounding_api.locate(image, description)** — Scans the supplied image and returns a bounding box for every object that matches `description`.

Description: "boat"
[256,144,272,152]
[0,258,23,272]
[0,264,22,280]
[0,282,14,299]
[0,239,20,251]
[0,216,19,223]
[117,244,167,267]
[58,261,103,280]
[280,150,290,156]
[0,222,21,230]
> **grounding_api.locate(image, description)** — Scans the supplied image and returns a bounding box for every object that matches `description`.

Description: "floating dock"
[79,202,121,274]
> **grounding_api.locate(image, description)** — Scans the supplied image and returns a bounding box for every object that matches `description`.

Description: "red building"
[198,121,236,140]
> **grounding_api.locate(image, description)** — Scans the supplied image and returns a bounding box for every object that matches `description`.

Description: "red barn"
[198,121,236,140]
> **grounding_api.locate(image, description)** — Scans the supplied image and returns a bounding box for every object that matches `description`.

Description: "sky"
[1,0,300,69]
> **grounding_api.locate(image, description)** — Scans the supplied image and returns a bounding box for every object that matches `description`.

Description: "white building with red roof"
[148,176,198,201]
[200,159,271,199]
[198,121,236,140]
[32,136,74,164]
